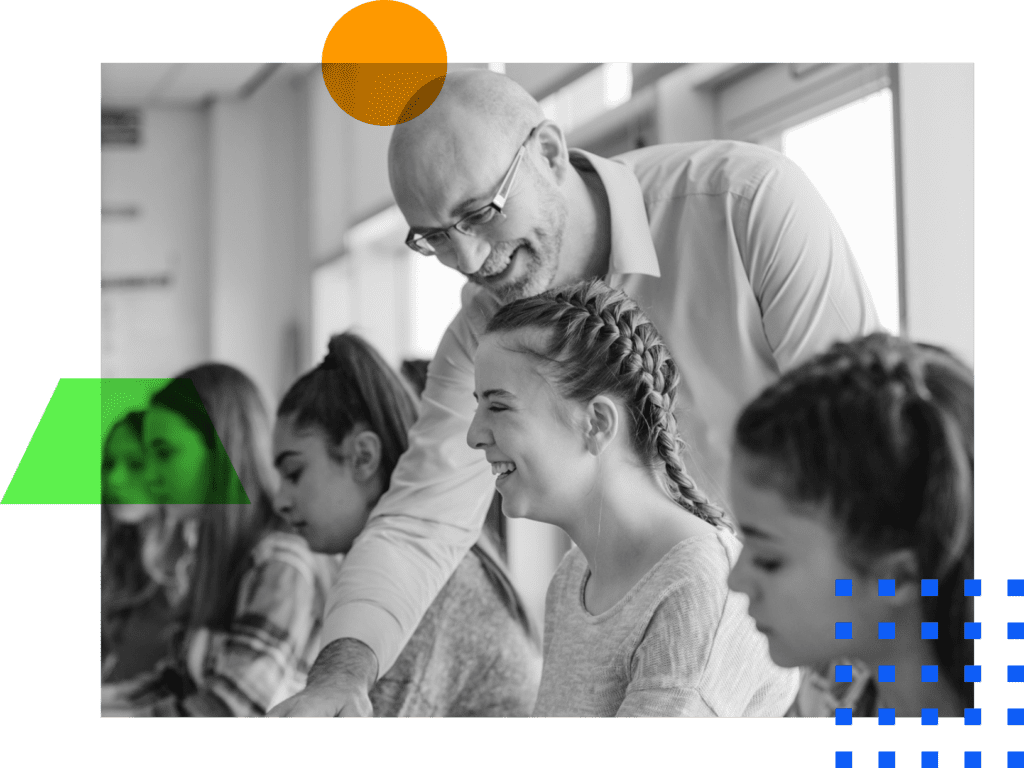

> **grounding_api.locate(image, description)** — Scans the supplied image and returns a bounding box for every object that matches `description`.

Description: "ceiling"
[101,63,296,107]
[101,62,614,108]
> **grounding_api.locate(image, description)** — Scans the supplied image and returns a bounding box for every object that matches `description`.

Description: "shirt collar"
[569,148,661,279]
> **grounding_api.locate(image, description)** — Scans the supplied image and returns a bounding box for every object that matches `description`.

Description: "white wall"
[101,108,210,378]
[655,64,719,143]
[897,63,974,365]
[209,73,311,411]
[308,68,395,263]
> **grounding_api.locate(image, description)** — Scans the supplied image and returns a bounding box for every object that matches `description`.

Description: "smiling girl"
[468,278,798,716]
[272,333,541,716]
[727,333,973,717]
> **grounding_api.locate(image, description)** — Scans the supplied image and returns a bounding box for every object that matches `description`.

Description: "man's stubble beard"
[482,190,568,305]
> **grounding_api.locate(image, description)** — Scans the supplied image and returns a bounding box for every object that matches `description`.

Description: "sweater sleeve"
[615,587,720,717]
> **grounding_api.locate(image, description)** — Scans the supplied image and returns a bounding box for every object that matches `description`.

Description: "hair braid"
[487,278,724,527]
[735,331,974,707]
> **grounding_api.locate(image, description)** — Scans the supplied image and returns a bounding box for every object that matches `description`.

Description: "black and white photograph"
[95,59,974,720]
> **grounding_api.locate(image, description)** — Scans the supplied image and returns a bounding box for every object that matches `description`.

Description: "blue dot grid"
[829,580,997,765]
[1011,577,1019,741]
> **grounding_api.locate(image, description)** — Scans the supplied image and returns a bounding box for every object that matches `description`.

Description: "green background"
[2,0,1007,765]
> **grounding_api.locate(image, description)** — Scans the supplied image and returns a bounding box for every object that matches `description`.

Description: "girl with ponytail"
[273,332,541,716]
[467,278,797,716]
[727,332,973,717]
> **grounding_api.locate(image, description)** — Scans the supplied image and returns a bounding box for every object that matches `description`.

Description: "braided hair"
[485,278,725,528]
[735,332,974,706]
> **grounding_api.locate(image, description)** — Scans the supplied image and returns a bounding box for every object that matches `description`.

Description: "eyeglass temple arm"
[492,145,526,210]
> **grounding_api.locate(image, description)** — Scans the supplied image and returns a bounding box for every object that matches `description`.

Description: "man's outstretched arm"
[267,639,377,717]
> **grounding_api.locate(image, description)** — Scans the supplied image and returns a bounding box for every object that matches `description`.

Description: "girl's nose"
[143,459,161,494]
[466,407,491,451]
[727,555,754,601]
[273,484,293,520]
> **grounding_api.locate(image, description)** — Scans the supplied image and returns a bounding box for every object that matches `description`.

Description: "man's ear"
[349,430,383,483]
[533,119,571,184]
[583,396,619,456]
[870,548,920,607]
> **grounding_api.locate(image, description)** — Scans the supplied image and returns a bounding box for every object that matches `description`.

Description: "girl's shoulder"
[647,528,739,597]
[787,659,877,717]
[245,531,340,594]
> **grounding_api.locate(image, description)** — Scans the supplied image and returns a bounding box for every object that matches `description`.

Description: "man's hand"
[267,638,378,717]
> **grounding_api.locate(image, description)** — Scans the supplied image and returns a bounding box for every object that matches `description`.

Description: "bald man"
[270,70,879,716]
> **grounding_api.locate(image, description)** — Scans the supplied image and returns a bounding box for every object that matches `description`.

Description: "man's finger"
[266,698,296,717]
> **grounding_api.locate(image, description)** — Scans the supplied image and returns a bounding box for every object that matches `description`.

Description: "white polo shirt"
[322,140,881,675]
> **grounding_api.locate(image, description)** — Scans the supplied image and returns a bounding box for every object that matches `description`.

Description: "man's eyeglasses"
[405,125,540,257]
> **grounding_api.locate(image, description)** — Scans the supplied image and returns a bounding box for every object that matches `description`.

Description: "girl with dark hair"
[102,363,335,716]
[101,411,170,681]
[467,278,797,716]
[727,332,973,717]
[273,332,540,716]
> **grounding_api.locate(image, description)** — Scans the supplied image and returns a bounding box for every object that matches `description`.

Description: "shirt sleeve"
[184,548,325,717]
[615,588,719,717]
[320,296,496,676]
[740,152,882,372]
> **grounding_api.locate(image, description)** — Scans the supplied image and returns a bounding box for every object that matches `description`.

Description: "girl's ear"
[583,395,619,456]
[870,548,920,607]
[349,430,383,482]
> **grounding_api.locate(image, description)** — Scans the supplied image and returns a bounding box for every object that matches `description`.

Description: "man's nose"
[450,230,490,276]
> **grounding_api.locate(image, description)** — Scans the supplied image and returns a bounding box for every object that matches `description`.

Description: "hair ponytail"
[281,332,536,641]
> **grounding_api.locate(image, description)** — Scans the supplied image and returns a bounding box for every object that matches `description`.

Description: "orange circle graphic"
[322,1,447,126]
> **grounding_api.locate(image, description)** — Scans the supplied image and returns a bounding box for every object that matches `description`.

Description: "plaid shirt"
[786,659,878,718]
[102,531,338,717]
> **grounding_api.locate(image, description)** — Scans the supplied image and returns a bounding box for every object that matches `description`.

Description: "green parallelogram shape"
[3,379,101,503]
[3,378,249,505]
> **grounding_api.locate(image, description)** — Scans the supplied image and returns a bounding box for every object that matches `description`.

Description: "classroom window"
[540,63,633,135]
[408,249,466,360]
[781,88,900,332]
